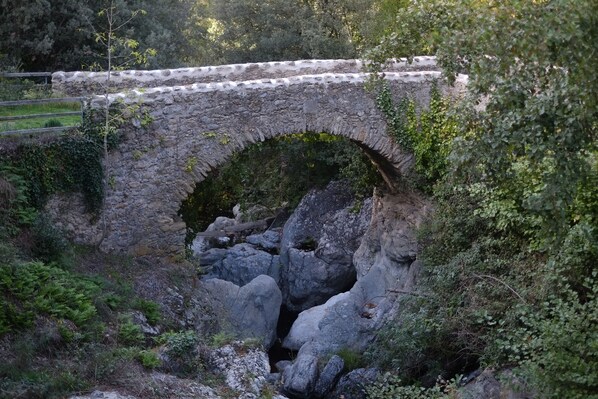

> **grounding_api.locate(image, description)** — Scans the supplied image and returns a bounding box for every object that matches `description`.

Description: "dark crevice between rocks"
[268,305,299,371]
[296,237,317,251]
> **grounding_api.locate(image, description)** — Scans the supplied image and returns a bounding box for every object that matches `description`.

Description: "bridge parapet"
[52,57,439,96]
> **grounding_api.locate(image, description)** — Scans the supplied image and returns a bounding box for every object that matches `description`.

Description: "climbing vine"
[375,81,458,192]
[2,109,119,218]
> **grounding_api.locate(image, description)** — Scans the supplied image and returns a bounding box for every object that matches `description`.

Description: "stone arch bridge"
[48,57,467,256]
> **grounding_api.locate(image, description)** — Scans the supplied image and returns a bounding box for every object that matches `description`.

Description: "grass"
[0,102,82,133]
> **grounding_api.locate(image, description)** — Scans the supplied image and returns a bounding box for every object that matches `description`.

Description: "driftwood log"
[194,216,275,238]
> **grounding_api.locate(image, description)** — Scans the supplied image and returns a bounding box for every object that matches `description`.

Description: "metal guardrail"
[0,72,52,78]
[0,72,85,137]
[0,97,85,106]
[0,126,79,137]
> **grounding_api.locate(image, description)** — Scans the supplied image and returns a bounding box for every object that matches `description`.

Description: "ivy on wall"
[375,81,458,192]
[1,110,119,224]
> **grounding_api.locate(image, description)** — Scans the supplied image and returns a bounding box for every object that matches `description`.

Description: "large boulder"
[187,275,282,349]
[328,368,380,399]
[314,355,345,398]
[200,243,281,286]
[282,292,350,351]
[282,191,429,359]
[282,343,320,399]
[280,181,372,312]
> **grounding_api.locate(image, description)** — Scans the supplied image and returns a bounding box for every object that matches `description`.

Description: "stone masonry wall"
[47,60,467,257]
[52,57,439,96]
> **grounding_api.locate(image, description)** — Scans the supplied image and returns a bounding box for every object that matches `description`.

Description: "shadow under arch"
[178,132,385,247]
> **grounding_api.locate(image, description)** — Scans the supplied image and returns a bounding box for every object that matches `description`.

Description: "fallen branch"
[472,273,526,303]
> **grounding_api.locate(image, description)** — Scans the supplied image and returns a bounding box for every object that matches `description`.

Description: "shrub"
[514,275,598,399]
[367,373,455,399]
[30,215,69,262]
[138,349,161,369]
[157,330,200,375]
[133,298,161,326]
[159,330,199,357]
[43,118,63,128]
[337,347,365,372]
[117,317,144,346]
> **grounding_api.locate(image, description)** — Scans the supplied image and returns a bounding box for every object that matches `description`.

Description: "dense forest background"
[0,0,596,398]
[0,0,405,71]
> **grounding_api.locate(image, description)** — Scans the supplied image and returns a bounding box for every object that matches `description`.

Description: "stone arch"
[48,69,467,256]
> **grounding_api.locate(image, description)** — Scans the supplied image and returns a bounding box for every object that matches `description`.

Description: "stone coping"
[53,57,438,88]
[89,71,468,106]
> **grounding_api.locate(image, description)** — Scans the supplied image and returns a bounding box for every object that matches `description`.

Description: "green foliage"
[89,346,139,381]
[367,2,598,398]
[138,349,161,369]
[367,374,452,399]
[157,330,200,374]
[0,261,100,334]
[375,83,458,192]
[208,0,354,63]
[133,299,161,326]
[515,276,598,399]
[336,347,365,372]
[117,317,145,346]
[158,330,199,358]
[3,115,118,215]
[0,0,196,71]
[43,119,63,128]
[0,165,38,237]
[30,215,69,263]
[209,331,235,348]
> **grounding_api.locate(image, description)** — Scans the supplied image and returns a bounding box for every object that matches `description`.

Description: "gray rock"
[130,310,160,335]
[283,292,350,351]
[282,346,320,399]
[283,191,428,358]
[280,181,372,312]
[329,368,380,399]
[353,191,428,278]
[69,392,137,399]
[314,355,344,398]
[147,373,222,399]
[458,369,535,399]
[275,360,293,373]
[200,243,281,286]
[246,229,281,252]
[192,275,282,348]
[209,342,270,395]
[191,216,236,255]
[267,372,281,384]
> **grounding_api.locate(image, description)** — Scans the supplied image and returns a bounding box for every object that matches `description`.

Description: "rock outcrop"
[329,368,380,399]
[199,243,281,287]
[280,181,372,312]
[280,190,430,397]
[187,275,282,349]
[208,342,271,397]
